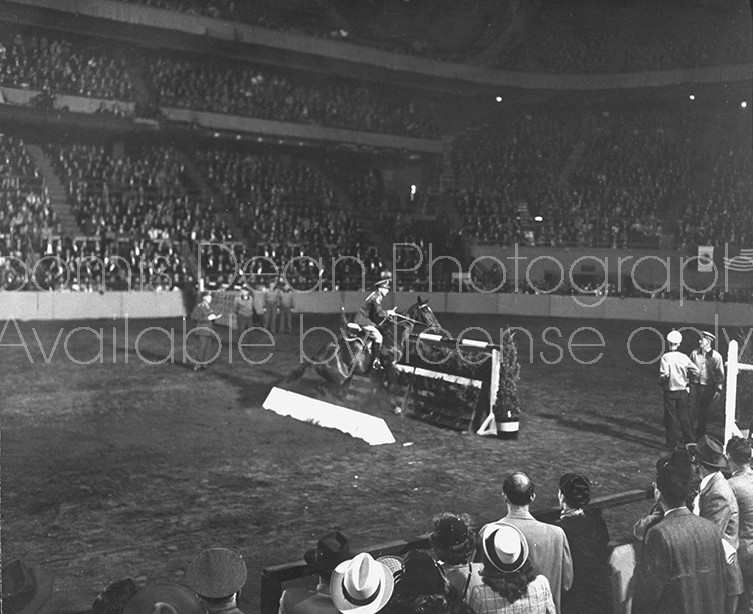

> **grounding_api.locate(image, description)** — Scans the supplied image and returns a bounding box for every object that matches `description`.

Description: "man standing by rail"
[689,331,724,439]
[659,330,699,450]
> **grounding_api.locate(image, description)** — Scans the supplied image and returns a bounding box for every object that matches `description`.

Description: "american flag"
[723,247,753,272]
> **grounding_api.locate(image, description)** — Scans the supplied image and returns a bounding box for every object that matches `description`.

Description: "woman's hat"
[429,513,474,557]
[481,523,529,574]
[559,473,591,508]
[123,582,204,614]
[687,434,728,469]
[375,556,403,581]
[304,531,352,576]
[184,548,247,599]
[330,552,395,614]
[1,559,53,614]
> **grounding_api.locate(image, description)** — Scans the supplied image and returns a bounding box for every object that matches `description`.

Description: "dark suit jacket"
[729,468,753,572]
[633,507,725,614]
[698,471,744,595]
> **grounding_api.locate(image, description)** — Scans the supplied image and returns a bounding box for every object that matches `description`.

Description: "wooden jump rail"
[259,487,653,614]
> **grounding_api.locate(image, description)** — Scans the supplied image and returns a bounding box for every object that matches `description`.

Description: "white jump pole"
[725,340,749,443]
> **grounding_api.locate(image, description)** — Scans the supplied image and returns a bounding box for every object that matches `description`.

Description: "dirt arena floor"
[1,309,734,613]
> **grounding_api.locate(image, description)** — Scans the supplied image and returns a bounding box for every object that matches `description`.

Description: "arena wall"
[3,291,753,326]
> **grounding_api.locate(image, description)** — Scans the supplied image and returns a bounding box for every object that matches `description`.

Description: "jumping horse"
[283,296,441,397]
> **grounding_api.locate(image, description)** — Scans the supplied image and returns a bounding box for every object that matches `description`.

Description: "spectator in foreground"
[1,559,53,614]
[93,578,138,614]
[727,436,753,614]
[330,553,394,614]
[279,531,352,614]
[689,434,743,613]
[555,473,612,614]
[466,522,555,614]
[430,512,476,598]
[387,549,474,614]
[633,464,725,614]
[633,449,698,541]
[123,582,204,614]
[493,472,572,613]
[185,548,248,614]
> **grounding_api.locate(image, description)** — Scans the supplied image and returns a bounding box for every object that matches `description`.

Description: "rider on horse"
[354,278,396,370]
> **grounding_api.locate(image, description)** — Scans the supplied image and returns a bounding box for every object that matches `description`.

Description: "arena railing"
[259,486,653,614]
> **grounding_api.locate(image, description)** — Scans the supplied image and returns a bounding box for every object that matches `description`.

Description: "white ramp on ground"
[262,387,395,446]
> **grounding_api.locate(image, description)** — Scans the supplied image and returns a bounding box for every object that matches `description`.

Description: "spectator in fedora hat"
[1,559,53,614]
[555,473,612,614]
[185,548,248,614]
[689,434,743,613]
[330,552,394,614]
[633,463,726,614]
[491,472,572,613]
[727,436,753,614]
[429,512,476,598]
[465,523,556,614]
[123,582,204,614]
[280,531,352,614]
[659,329,699,450]
[689,330,725,439]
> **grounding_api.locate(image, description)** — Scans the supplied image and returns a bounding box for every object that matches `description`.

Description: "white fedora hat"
[481,523,529,573]
[330,552,394,614]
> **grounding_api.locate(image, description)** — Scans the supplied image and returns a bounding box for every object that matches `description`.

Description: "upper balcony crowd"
[111,0,752,71]
[0,9,750,296]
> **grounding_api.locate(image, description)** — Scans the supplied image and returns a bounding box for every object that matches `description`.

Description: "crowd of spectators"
[60,457,747,614]
[0,31,134,101]
[148,54,438,138]
[111,0,751,72]
[0,135,61,288]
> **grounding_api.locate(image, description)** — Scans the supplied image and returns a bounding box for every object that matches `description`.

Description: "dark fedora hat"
[1,559,54,614]
[304,531,352,575]
[687,434,728,469]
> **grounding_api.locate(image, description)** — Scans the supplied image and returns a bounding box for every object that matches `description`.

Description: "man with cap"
[233,286,255,340]
[354,278,396,370]
[190,291,222,371]
[279,531,352,614]
[689,434,743,613]
[633,463,726,614]
[659,330,699,450]
[689,330,725,439]
[185,548,248,614]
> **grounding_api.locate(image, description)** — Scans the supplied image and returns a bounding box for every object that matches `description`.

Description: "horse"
[283,296,441,397]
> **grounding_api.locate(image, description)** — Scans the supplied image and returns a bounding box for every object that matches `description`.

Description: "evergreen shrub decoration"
[492,329,521,422]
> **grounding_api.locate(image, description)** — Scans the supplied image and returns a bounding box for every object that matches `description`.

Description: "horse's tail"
[282,362,310,383]
[340,304,349,332]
